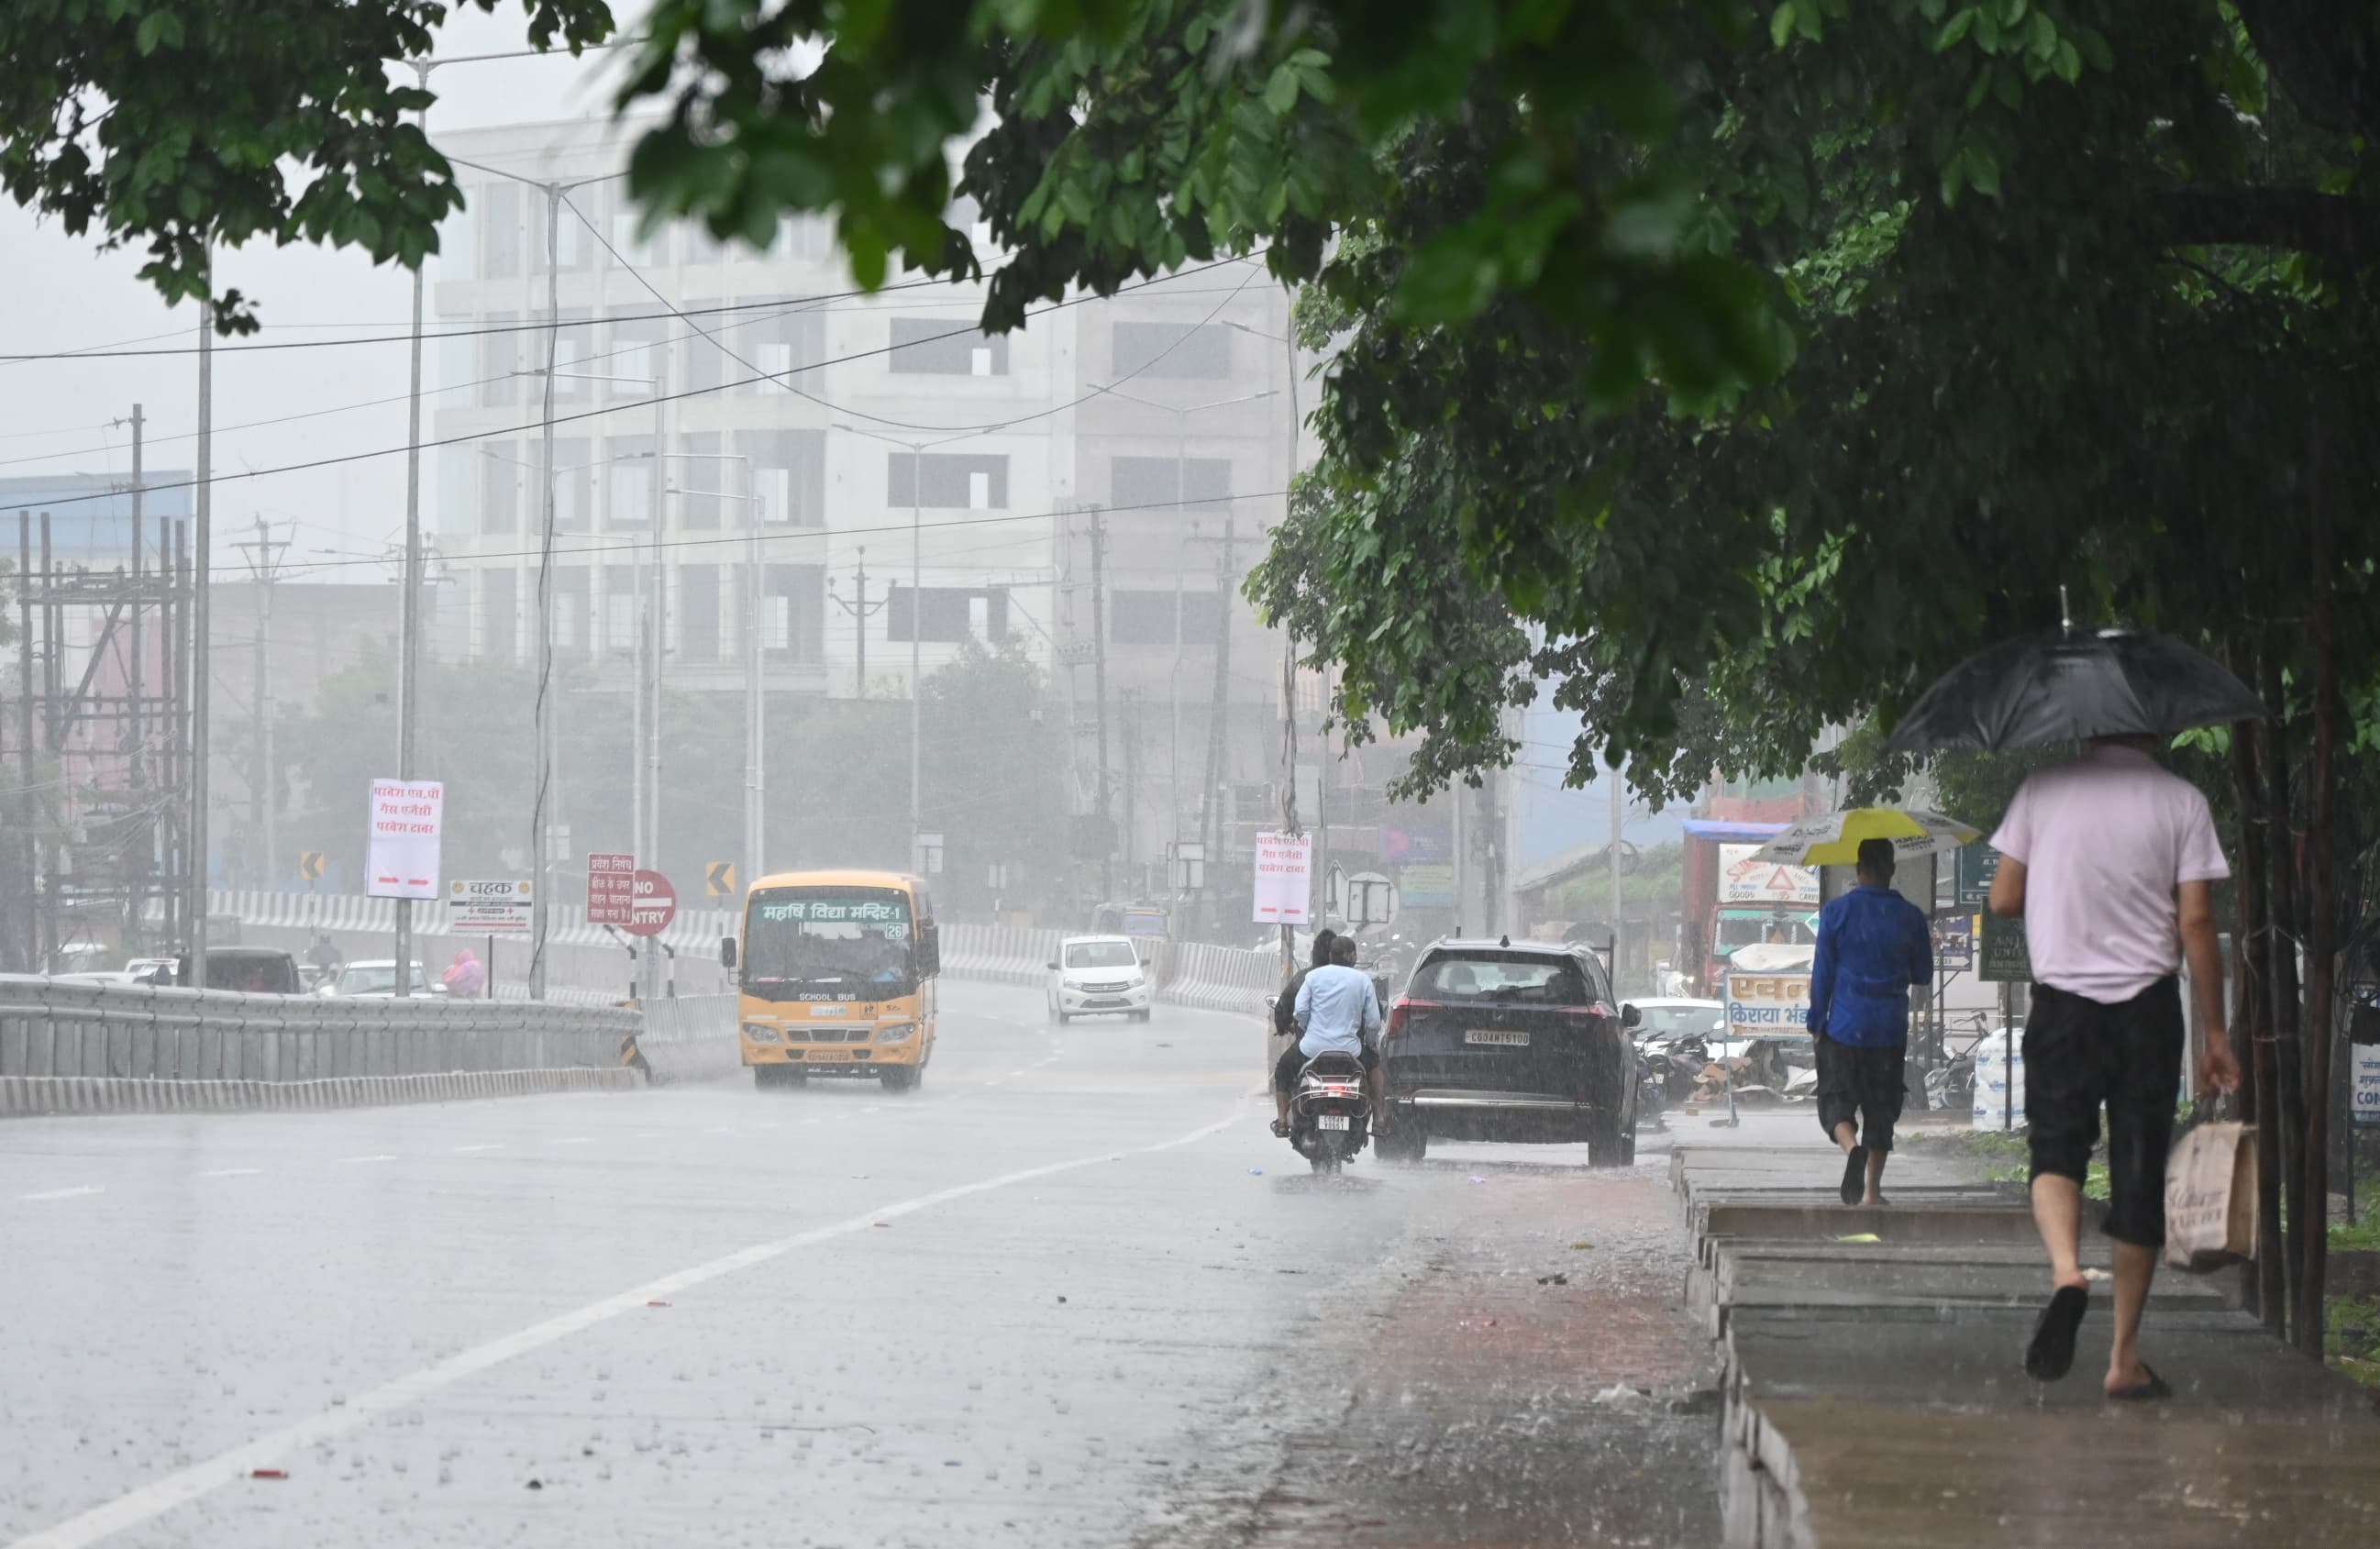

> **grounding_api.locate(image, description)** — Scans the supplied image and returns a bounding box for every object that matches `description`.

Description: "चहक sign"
[365,779,443,901]
[1250,831,1314,925]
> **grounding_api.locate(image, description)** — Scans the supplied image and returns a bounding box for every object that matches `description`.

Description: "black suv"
[1375,939,1640,1166]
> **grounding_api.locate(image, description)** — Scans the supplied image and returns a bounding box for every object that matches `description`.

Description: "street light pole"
[393,58,435,997]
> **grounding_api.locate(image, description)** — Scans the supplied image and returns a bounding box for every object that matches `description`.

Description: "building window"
[889,317,1010,376]
[887,452,1008,510]
[747,303,825,393]
[679,564,720,663]
[607,315,668,393]
[607,191,670,269]
[477,312,518,407]
[758,564,825,662]
[735,429,825,526]
[888,585,1009,644]
[437,447,472,537]
[479,183,521,280]
[1108,455,1231,514]
[603,565,639,656]
[553,567,591,659]
[675,431,720,530]
[548,312,596,401]
[606,436,655,529]
[483,568,517,663]
[760,214,831,260]
[478,447,519,536]
[1111,320,1231,379]
[1109,590,1223,645]
[551,437,592,532]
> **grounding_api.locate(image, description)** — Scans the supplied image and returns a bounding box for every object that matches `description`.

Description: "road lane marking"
[336,1155,396,1166]
[198,1168,261,1179]
[3,1096,1247,1549]
[17,1186,103,1202]
[549,1136,594,1145]
[452,1145,503,1154]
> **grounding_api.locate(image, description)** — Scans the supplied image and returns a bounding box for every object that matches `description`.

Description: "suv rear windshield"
[1411,954,1589,1004]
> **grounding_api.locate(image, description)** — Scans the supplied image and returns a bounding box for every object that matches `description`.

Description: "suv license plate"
[1466,1029,1530,1046]
[1317,1114,1351,1131]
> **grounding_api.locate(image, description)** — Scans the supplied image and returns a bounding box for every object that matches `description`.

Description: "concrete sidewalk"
[1678,1113,2380,1547]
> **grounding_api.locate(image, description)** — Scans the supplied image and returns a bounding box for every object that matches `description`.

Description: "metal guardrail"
[0,974,640,1082]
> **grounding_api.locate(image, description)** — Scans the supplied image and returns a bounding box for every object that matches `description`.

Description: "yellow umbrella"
[1749,807,1981,868]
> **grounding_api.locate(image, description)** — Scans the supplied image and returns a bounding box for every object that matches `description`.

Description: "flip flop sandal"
[1839,1145,1868,1206]
[2107,1364,2174,1402]
[2025,1285,2088,1382]
[1269,1119,1291,1139]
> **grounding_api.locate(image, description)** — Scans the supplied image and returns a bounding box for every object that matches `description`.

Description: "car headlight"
[742,1023,782,1044]
[1123,975,1146,989]
[877,1022,915,1043]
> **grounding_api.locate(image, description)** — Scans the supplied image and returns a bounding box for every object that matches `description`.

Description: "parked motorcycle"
[1638,1035,1710,1109]
[1286,1050,1372,1176]
[1923,1055,1976,1112]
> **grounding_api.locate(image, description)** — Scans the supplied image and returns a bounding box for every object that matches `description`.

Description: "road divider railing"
[633,992,743,1085]
[0,973,649,1118]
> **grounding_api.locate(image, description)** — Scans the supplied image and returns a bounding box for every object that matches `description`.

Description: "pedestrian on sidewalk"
[1808,838,1932,1207]
[1989,735,2240,1400]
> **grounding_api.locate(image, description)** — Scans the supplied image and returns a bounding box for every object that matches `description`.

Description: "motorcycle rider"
[1272,934,1384,1137]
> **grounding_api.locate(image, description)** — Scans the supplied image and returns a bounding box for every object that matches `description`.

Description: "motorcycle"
[1638,1035,1710,1109]
[1287,1050,1373,1176]
[1923,1055,1976,1112]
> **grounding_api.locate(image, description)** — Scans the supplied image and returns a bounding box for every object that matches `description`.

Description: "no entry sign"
[625,869,678,937]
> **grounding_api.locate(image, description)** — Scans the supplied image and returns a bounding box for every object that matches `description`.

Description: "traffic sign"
[587,852,637,925]
[625,869,678,937]
[705,861,737,897]
[1345,870,1399,928]
[1934,913,1976,972]
[447,879,534,934]
[1955,845,2003,908]
[298,850,327,883]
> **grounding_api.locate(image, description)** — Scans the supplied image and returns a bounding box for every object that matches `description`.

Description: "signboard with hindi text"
[586,852,637,926]
[1720,843,1821,907]
[447,879,533,934]
[365,779,444,901]
[1723,943,1814,1039]
[1251,831,1315,925]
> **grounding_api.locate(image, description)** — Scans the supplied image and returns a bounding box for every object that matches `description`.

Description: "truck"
[1677,819,1821,996]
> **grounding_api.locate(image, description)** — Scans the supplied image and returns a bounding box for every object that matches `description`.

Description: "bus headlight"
[877,1023,916,1043]
[742,1023,782,1044]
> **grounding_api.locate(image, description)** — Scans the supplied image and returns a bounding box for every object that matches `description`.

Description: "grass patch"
[1904,1127,2110,1200]
[2328,1296,2380,1390]
[2330,1217,2380,1255]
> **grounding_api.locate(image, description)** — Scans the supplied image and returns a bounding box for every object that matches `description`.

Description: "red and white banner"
[1251,830,1314,925]
[365,779,444,901]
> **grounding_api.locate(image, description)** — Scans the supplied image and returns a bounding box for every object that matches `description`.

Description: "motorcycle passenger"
[1271,928,1338,1039]
[1271,935,1384,1137]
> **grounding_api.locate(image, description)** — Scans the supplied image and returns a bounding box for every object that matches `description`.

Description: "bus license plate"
[1318,1114,1350,1131]
[1466,1029,1530,1046]
[807,1050,850,1063]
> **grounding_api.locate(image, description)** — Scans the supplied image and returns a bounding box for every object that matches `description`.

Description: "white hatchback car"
[1046,935,1153,1023]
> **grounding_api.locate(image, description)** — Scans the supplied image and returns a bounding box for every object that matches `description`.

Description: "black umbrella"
[1885,614,2266,755]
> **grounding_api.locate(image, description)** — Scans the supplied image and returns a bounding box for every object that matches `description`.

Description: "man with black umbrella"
[1989,734,2241,1400]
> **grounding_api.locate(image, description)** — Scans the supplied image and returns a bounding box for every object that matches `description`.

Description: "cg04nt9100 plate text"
[1465,1029,1530,1046]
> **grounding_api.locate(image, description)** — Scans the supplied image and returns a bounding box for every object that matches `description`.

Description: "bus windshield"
[745,887,916,1001]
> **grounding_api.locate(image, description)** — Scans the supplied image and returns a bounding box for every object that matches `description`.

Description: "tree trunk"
[2296,419,2338,1357]
[2224,646,2280,1329]
[2258,649,2308,1343]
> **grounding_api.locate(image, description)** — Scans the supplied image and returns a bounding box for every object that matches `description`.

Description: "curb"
[0,1068,642,1120]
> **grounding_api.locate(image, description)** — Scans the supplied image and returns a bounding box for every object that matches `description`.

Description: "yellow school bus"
[722,869,941,1091]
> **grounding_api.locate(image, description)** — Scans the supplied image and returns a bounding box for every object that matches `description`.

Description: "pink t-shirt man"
[1989,744,2230,1003]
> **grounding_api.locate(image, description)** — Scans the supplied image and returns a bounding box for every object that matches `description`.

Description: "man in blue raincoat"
[1808,838,1933,1206]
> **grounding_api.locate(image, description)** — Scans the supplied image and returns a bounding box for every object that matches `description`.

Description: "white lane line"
[336,1155,396,1166]
[4,1096,1246,1549]
[549,1136,594,1146]
[199,1168,262,1179]
[17,1186,103,1202]
[452,1145,503,1155]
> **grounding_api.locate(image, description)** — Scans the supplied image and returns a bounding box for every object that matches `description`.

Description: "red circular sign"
[625,869,678,937]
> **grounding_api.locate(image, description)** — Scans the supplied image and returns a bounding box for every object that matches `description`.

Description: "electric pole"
[189,279,215,975]
[1191,516,1237,938]
[827,547,891,700]
[1088,509,1113,900]
[232,517,289,887]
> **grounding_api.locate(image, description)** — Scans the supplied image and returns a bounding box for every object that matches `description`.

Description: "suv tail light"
[1383,998,1440,1042]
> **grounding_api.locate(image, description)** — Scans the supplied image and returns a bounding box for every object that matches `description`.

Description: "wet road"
[0,981,1713,1548]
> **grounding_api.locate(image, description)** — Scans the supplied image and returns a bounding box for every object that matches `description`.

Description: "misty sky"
[0,12,666,587]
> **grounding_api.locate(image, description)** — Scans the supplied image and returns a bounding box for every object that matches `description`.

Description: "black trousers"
[1815,1033,1906,1153]
[2023,977,2184,1246]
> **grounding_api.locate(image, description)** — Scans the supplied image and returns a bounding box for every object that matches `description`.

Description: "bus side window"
[918,921,941,977]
